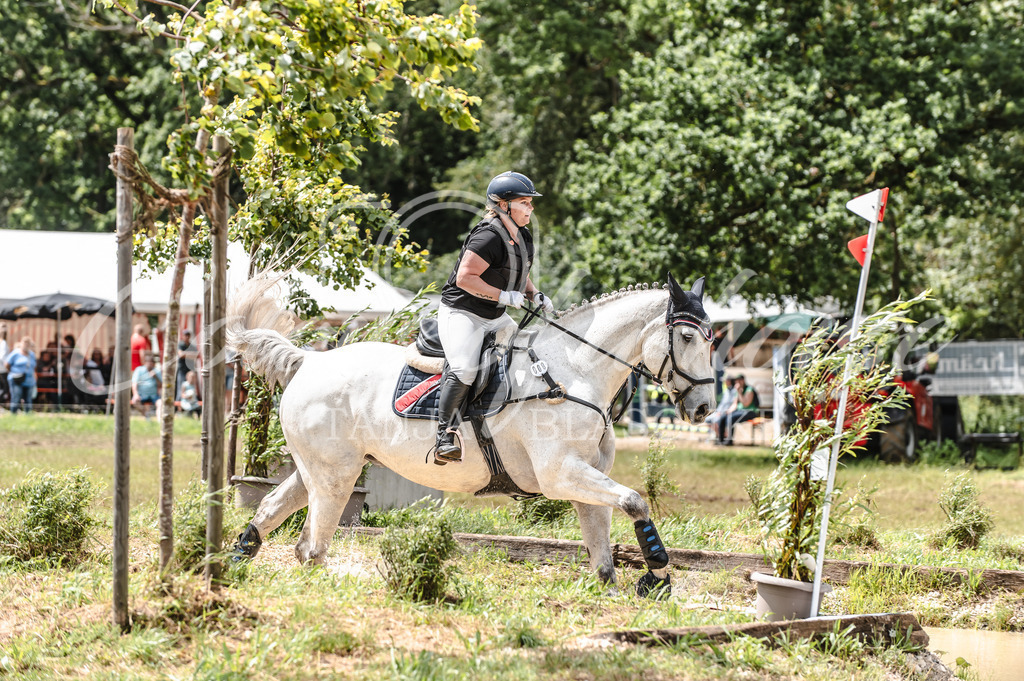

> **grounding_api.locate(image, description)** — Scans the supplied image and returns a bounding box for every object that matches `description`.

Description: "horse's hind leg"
[234,470,309,559]
[573,502,616,587]
[293,461,364,566]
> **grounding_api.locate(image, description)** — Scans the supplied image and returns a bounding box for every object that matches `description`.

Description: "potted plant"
[232,372,296,508]
[751,297,921,620]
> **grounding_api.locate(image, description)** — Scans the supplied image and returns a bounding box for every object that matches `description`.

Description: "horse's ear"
[690,276,706,300]
[666,273,686,303]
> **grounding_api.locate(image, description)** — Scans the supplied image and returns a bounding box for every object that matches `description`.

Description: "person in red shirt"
[130,324,151,372]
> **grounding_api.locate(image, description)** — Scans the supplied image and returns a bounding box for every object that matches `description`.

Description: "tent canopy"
[0,292,116,321]
[0,230,412,320]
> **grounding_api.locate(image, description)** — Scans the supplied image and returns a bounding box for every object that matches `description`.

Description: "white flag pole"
[809,188,888,616]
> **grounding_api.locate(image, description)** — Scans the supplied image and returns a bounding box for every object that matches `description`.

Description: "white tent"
[0,229,413,319]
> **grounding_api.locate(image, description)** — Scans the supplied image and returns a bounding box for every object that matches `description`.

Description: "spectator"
[37,349,57,373]
[716,374,760,446]
[131,352,162,419]
[176,329,198,400]
[63,334,85,406]
[4,337,37,414]
[0,323,8,406]
[83,349,108,407]
[130,324,150,372]
[179,370,201,418]
[705,376,737,436]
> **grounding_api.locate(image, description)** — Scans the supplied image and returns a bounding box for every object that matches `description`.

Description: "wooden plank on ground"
[342,528,1024,592]
[587,612,929,649]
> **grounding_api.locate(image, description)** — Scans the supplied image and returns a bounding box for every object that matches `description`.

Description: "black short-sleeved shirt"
[441,216,534,319]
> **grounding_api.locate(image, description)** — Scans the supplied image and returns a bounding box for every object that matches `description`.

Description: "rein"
[508,301,714,422]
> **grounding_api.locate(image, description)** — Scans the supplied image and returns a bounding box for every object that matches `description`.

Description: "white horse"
[228,274,715,597]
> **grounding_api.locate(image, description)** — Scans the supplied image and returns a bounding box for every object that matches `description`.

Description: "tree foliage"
[566,0,1024,314]
[0,1,184,231]
[4,0,1023,338]
[106,0,484,295]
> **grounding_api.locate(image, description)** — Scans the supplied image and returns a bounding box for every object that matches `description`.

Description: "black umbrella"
[0,292,116,321]
[0,292,117,409]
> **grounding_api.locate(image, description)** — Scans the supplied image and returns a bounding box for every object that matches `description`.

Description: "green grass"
[1,414,1023,679]
[0,412,206,510]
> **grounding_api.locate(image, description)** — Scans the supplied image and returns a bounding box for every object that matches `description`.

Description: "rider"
[433,171,555,465]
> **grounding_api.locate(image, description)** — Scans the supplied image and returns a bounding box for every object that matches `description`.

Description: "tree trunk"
[112,127,134,633]
[157,93,219,574]
[157,202,197,574]
[205,135,231,586]
[226,357,242,483]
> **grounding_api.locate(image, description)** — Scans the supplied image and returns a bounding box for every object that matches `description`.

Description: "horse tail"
[227,273,305,389]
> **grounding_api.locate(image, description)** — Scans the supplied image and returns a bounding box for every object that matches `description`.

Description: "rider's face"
[505,197,534,227]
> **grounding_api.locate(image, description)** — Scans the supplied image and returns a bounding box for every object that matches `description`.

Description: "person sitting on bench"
[716,374,759,445]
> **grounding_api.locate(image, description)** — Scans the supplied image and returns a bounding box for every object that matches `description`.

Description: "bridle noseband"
[652,313,716,403]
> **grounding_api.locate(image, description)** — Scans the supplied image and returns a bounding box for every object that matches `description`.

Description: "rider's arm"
[455,251,503,302]
[525,277,539,301]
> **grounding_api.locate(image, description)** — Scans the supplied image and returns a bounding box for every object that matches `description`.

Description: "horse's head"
[641,274,716,423]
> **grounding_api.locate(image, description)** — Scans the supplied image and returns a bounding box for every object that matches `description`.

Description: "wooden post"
[226,356,241,483]
[112,127,134,632]
[205,135,230,585]
[200,261,211,482]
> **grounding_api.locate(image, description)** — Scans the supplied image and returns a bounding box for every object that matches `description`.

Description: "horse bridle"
[653,312,716,403]
[516,302,715,407]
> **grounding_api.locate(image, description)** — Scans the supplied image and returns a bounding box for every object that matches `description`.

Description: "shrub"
[379,511,458,602]
[932,473,994,549]
[511,496,573,525]
[744,475,764,515]
[174,479,211,573]
[0,468,99,566]
[638,433,680,518]
[918,439,963,467]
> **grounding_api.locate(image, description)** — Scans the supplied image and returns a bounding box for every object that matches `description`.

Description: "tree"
[0,1,185,231]
[566,0,1024,308]
[107,0,482,572]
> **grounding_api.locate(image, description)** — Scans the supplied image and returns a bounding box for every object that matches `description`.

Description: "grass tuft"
[0,467,99,566]
[932,473,994,550]
[379,509,459,602]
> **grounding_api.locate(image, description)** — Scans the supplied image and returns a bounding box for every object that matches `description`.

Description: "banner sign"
[929,340,1024,396]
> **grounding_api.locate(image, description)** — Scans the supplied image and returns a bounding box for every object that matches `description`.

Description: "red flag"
[847,234,869,266]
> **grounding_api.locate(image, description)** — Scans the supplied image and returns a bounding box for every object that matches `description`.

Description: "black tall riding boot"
[434,368,473,464]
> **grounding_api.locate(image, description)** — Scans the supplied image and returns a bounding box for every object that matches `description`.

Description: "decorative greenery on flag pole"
[758,295,924,582]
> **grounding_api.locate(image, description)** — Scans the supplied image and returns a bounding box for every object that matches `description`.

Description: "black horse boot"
[434,368,472,465]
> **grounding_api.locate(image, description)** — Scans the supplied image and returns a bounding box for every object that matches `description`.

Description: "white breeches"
[437,303,515,384]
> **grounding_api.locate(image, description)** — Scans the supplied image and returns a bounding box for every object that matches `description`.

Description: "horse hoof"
[232,523,262,562]
[636,570,671,599]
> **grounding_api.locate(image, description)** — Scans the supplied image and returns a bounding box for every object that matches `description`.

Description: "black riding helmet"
[486,171,542,205]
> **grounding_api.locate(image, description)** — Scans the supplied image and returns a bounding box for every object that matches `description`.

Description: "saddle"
[393,318,511,419]
[393,317,537,499]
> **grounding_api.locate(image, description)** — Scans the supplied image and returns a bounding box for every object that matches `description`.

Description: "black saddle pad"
[392,361,510,420]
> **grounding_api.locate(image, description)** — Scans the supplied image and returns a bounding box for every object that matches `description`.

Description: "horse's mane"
[554,282,668,322]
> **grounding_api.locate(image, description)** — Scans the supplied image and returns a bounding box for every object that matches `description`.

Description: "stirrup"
[433,428,464,465]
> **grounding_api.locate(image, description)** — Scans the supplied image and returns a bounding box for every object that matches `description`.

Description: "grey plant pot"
[231,473,368,527]
[750,571,833,621]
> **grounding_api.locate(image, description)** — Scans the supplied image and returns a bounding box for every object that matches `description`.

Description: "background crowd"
[0,321,240,416]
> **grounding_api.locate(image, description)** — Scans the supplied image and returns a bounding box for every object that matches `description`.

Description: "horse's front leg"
[572,502,616,589]
[535,453,671,599]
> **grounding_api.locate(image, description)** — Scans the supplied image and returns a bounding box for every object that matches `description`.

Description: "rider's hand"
[534,291,555,314]
[499,290,526,308]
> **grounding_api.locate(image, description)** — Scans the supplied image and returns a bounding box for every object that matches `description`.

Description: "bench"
[731,412,773,446]
[959,432,1022,468]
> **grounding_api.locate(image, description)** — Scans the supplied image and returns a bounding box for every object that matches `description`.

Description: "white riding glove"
[499,290,526,308]
[534,291,555,314]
